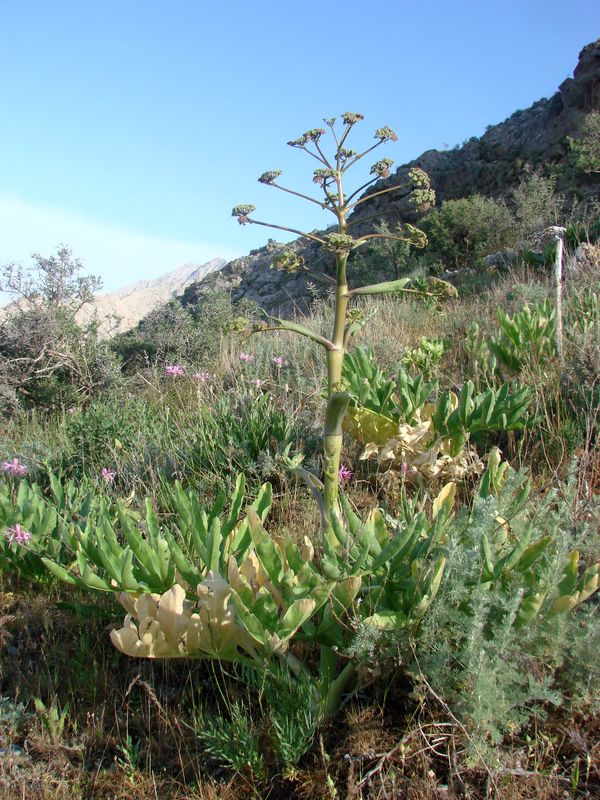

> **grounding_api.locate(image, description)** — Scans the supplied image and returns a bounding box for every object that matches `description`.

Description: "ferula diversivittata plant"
[233,113,435,547]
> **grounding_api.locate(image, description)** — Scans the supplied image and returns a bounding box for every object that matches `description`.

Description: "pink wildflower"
[339,464,354,483]
[239,353,254,363]
[252,378,263,389]
[3,524,31,546]
[193,371,211,382]
[100,467,116,484]
[165,364,185,377]
[272,356,287,368]
[1,458,28,478]
[399,462,416,480]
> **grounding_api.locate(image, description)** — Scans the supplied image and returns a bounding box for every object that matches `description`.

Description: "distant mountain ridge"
[77,257,225,336]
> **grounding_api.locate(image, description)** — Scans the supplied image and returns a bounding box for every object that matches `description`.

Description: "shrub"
[395,471,600,757]
[511,170,562,246]
[420,195,516,271]
[111,290,259,373]
[0,246,119,412]
[568,110,600,175]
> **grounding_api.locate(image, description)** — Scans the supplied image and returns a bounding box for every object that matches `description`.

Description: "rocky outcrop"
[180,238,335,319]
[352,38,600,228]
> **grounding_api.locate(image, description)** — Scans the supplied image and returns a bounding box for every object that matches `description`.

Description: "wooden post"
[547,226,566,368]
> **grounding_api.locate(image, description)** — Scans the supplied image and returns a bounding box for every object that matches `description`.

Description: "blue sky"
[0,1,597,295]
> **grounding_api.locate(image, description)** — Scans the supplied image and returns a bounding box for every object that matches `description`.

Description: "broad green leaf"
[343,406,397,446]
[362,610,408,630]
[432,482,456,521]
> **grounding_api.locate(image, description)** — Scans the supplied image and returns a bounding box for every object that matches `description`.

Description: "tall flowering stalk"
[233,114,435,547]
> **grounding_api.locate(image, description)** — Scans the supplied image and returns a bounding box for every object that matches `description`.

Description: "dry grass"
[3,577,599,799]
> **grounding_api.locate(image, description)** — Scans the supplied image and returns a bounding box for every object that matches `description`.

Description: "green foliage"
[512,170,561,244]
[568,111,600,175]
[61,395,165,480]
[402,470,600,753]
[260,664,323,770]
[35,474,272,596]
[485,299,556,375]
[431,381,532,456]
[111,290,259,372]
[420,195,516,271]
[568,287,600,336]
[0,696,33,742]
[402,336,446,380]
[195,697,264,776]
[230,661,324,771]
[0,475,83,583]
[354,221,414,281]
[0,246,118,412]
[181,390,305,491]
[33,696,70,745]
[340,346,403,419]
[341,345,531,455]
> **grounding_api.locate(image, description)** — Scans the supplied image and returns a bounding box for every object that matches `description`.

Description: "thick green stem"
[323,391,350,547]
[322,251,350,545]
[319,644,357,718]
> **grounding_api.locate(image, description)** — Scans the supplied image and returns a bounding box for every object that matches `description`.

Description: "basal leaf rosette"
[348,398,482,484]
[111,512,328,662]
[111,575,264,660]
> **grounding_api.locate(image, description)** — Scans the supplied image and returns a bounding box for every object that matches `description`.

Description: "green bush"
[511,170,562,245]
[111,290,259,372]
[568,111,600,175]
[420,195,516,271]
[396,471,600,756]
[0,247,120,412]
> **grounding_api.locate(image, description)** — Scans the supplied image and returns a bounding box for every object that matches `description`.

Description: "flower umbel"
[193,371,211,382]
[231,204,256,225]
[272,356,287,368]
[1,458,28,477]
[3,524,32,546]
[239,353,255,363]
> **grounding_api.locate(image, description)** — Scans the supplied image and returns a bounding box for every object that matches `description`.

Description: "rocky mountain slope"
[181,38,600,319]
[78,258,225,336]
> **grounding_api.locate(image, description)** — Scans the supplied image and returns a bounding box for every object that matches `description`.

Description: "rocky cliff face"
[354,37,600,226]
[183,39,600,318]
[181,238,328,319]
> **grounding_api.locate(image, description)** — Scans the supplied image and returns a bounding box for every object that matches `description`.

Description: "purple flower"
[165,364,185,377]
[100,467,116,484]
[3,524,31,546]
[399,462,416,480]
[239,353,255,363]
[252,378,263,389]
[193,371,211,382]
[272,356,287,368]
[339,464,353,483]
[1,458,28,478]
